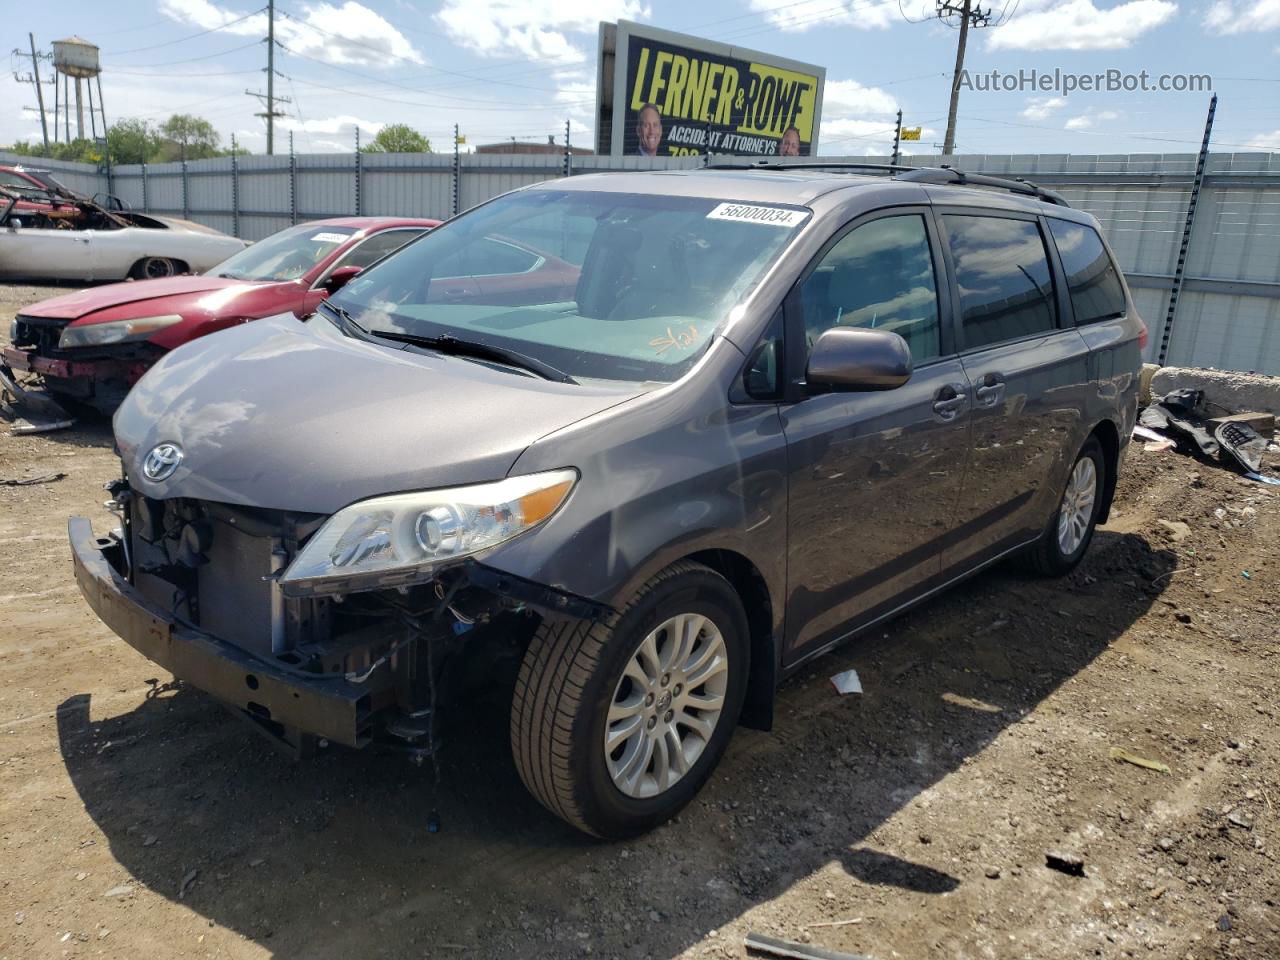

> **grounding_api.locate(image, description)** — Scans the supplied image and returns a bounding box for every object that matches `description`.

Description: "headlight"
[58,314,184,349]
[280,469,577,595]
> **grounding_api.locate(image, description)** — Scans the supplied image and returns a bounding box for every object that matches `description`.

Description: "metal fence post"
[452,123,460,217]
[354,127,362,216]
[563,118,572,178]
[230,134,240,238]
[289,131,297,225]
[141,162,148,212]
[1158,94,1217,366]
[181,158,189,221]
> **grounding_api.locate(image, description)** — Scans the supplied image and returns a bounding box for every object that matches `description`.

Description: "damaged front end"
[4,313,159,421]
[70,478,606,760]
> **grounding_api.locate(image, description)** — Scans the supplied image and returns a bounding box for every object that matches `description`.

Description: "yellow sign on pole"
[456,134,467,145]
[901,127,922,141]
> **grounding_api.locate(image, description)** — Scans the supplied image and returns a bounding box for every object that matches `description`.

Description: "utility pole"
[892,109,903,165]
[12,34,52,152]
[267,0,276,153]
[938,0,992,156]
[246,0,289,154]
[563,118,572,178]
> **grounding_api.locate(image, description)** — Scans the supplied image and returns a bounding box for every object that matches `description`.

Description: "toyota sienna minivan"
[71,163,1143,838]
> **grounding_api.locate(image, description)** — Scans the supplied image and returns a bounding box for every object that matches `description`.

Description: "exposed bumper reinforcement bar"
[69,516,375,748]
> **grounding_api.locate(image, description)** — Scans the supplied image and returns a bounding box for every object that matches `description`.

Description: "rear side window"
[1047,219,1127,324]
[341,228,426,269]
[942,215,1056,349]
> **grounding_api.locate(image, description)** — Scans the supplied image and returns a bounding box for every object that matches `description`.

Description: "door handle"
[975,374,1006,407]
[932,384,967,420]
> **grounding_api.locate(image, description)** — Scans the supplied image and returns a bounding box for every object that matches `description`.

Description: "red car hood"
[19,276,261,322]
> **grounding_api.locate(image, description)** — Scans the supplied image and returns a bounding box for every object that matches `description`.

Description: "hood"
[20,276,255,322]
[113,315,644,514]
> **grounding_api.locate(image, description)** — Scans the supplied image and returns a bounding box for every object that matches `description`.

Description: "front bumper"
[69,516,375,747]
[3,345,150,399]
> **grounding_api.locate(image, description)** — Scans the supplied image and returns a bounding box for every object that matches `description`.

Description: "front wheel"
[1027,436,1106,576]
[511,561,749,838]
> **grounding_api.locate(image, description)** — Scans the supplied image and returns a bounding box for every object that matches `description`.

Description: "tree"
[106,119,160,165]
[361,124,431,154]
[156,114,221,161]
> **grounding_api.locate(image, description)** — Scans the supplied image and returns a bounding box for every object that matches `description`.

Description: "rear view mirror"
[321,264,362,295]
[806,327,912,391]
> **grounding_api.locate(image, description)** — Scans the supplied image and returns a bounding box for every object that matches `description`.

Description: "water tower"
[51,36,106,143]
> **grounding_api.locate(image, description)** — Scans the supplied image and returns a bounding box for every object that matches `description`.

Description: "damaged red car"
[3,217,438,413]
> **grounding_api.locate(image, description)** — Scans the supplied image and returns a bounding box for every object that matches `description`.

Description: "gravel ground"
[1,281,1278,960]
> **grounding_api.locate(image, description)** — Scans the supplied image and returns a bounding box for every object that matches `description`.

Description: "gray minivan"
[71,164,1143,838]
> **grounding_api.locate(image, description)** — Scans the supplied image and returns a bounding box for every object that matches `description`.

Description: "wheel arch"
[685,548,778,732]
[1088,417,1121,524]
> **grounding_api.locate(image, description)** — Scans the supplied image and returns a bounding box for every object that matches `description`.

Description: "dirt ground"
[1,283,1278,960]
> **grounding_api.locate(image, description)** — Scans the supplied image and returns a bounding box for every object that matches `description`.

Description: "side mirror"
[321,264,362,295]
[806,327,912,391]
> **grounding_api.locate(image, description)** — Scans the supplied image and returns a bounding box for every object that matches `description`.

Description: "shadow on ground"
[56,530,1176,959]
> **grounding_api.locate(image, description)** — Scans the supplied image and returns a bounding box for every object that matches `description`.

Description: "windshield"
[330,189,808,383]
[209,224,356,281]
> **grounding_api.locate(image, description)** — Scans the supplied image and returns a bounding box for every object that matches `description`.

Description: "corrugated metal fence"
[4,149,1279,375]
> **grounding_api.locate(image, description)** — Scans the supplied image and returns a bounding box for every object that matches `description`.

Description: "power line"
[103,8,266,55]
[107,39,262,68]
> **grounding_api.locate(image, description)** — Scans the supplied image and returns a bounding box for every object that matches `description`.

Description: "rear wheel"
[511,561,749,838]
[131,257,182,280]
[1028,436,1105,576]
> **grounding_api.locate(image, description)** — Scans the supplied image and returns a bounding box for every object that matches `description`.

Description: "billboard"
[595,21,825,158]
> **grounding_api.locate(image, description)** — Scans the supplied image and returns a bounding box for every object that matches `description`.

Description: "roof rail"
[706,160,917,175]
[895,165,1069,206]
[704,159,1071,207]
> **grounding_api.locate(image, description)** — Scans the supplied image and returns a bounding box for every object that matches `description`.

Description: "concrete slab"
[1149,366,1280,417]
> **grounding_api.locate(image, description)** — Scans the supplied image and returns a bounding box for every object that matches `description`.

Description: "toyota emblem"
[142,443,184,482]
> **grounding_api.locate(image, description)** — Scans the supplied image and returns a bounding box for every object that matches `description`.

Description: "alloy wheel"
[1057,456,1097,555]
[604,613,729,799]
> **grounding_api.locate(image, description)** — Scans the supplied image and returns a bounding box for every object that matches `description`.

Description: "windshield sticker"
[310,232,349,244]
[649,324,699,355]
[706,203,807,227]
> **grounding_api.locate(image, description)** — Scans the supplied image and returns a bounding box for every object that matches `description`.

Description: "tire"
[1027,436,1106,576]
[511,560,750,839]
[131,257,179,280]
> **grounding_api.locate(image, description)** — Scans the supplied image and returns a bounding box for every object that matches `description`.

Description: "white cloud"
[1243,128,1280,149]
[1022,96,1068,120]
[278,114,385,136]
[823,79,898,116]
[157,0,424,66]
[987,0,1177,50]
[435,0,650,65]
[1205,0,1280,32]
[747,0,908,32]
[1064,109,1119,130]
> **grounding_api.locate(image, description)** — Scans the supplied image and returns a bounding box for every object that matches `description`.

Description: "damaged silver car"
[71,164,1143,837]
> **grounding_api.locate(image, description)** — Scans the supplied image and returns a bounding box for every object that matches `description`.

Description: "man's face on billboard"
[780,129,801,157]
[636,107,662,155]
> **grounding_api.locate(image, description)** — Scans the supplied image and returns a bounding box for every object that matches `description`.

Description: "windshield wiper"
[370,330,577,384]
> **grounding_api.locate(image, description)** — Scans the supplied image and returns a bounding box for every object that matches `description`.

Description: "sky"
[3,0,1278,157]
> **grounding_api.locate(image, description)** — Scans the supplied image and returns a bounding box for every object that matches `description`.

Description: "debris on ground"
[0,471,65,486]
[830,669,863,695]
[745,931,873,960]
[1109,746,1172,774]
[1138,386,1280,484]
[1044,851,1086,877]
[177,869,198,900]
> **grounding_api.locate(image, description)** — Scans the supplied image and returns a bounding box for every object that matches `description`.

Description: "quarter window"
[799,214,942,363]
[942,215,1056,349]
[1047,219,1127,324]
